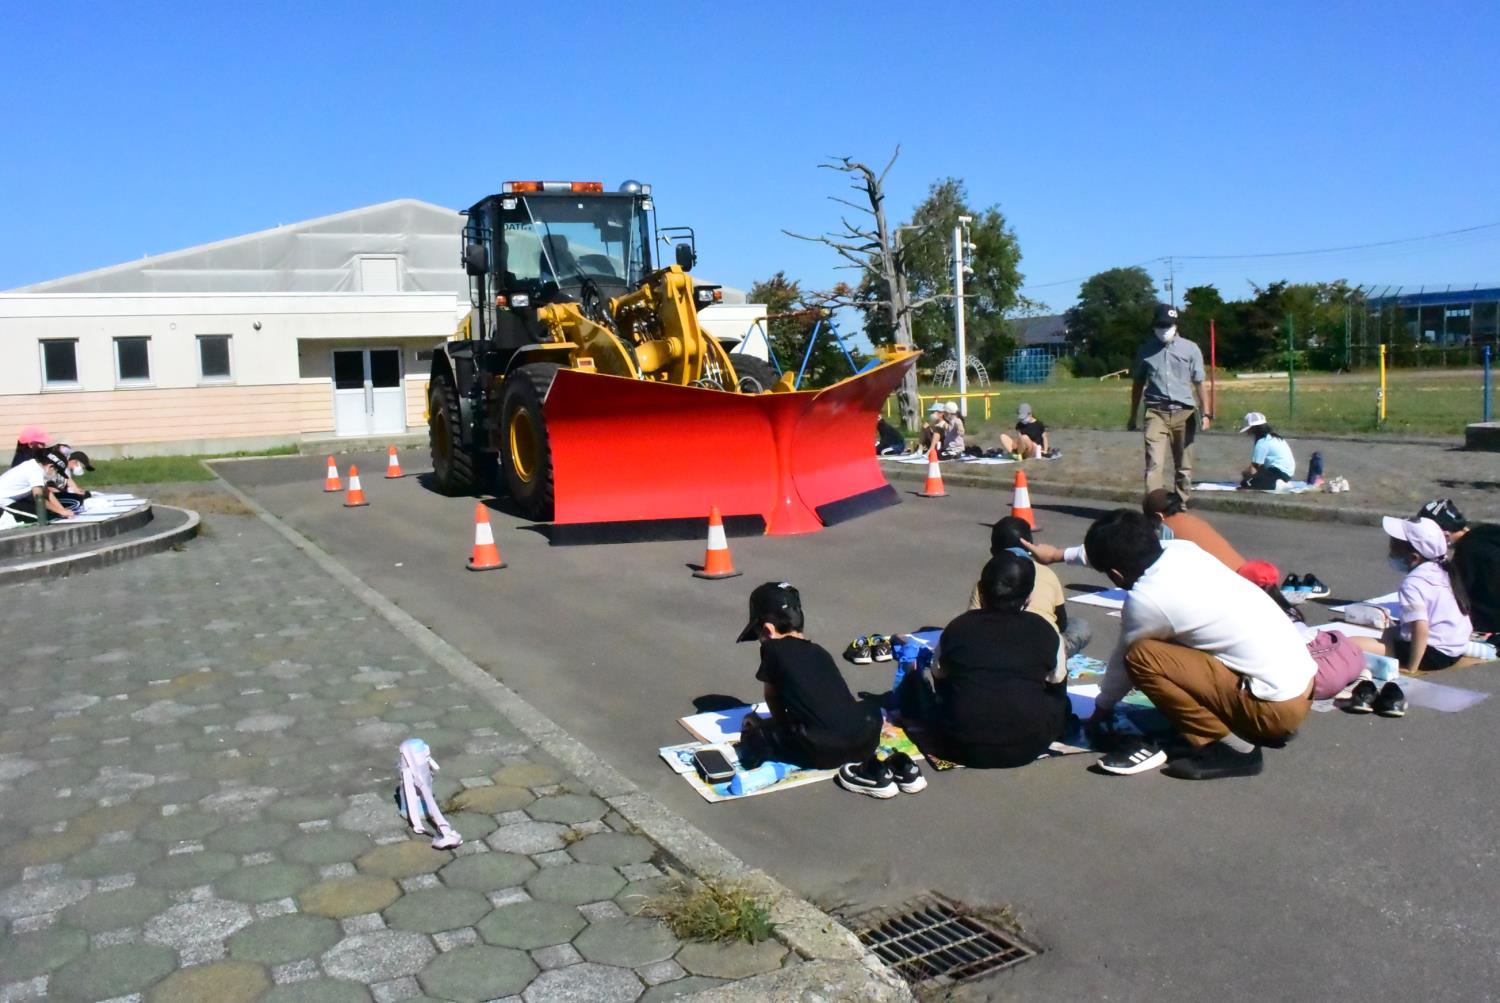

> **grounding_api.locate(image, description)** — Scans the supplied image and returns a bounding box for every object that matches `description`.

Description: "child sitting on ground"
[998,403,1058,459]
[969,516,1091,655]
[734,582,925,799]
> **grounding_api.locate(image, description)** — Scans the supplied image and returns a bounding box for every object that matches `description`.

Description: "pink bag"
[1307,629,1365,700]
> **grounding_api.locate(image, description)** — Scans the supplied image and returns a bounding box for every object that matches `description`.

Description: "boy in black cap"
[1416,498,1499,636]
[735,582,924,798]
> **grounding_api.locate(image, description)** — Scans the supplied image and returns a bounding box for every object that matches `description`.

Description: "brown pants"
[1143,408,1196,499]
[1125,639,1312,747]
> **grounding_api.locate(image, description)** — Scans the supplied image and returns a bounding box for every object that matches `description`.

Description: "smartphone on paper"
[692,747,736,783]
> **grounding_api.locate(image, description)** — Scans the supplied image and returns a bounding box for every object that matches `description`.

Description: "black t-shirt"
[936,609,1066,748]
[756,636,875,746]
[1016,417,1046,441]
[1453,524,1500,632]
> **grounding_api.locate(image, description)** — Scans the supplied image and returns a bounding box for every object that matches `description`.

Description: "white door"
[332,348,406,437]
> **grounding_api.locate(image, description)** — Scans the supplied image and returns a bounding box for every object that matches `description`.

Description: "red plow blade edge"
[543,355,917,543]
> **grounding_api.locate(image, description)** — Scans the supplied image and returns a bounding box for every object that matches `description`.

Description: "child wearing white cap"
[1237,412,1295,490]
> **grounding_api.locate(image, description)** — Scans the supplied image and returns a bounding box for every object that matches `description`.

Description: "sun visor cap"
[736,581,802,642]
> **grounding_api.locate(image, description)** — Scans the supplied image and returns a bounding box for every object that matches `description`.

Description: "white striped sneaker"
[1098,741,1167,776]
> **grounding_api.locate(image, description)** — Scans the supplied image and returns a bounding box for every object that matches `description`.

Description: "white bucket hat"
[1238,411,1268,434]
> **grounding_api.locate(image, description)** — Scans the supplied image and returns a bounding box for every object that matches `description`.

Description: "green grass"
[905,369,1485,439]
[87,446,298,487]
[645,878,776,944]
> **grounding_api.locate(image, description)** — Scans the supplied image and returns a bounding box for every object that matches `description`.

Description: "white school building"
[0,199,764,457]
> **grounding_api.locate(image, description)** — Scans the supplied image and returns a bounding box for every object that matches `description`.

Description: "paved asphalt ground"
[218,453,1500,1002]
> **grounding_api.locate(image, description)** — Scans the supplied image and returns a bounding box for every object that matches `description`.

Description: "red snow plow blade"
[543,353,917,543]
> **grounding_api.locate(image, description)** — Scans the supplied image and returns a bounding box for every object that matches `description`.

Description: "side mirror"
[463,244,489,276]
[674,242,696,272]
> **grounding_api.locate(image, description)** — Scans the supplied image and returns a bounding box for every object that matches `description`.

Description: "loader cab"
[462,182,655,351]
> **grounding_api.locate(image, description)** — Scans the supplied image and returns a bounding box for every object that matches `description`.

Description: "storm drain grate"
[848,893,1038,989]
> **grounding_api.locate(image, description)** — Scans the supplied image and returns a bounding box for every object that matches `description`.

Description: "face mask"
[1154,326,1177,343]
[68,465,85,478]
[1387,555,1412,574]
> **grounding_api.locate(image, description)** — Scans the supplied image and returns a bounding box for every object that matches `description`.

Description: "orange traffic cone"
[343,465,369,508]
[917,445,946,498]
[466,503,506,571]
[1010,468,1036,529]
[323,456,341,493]
[385,446,404,479]
[693,506,742,580]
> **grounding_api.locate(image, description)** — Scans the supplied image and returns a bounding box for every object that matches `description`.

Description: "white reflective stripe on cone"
[349,475,363,490]
[327,462,338,475]
[706,523,728,550]
[928,461,941,477]
[1013,487,1030,508]
[474,521,495,545]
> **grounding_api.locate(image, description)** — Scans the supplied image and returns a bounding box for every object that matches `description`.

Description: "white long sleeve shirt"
[1098,541,1317,711]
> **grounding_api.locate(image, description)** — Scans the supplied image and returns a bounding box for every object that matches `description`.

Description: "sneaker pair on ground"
[1323,476,1350,493]
[1280,573,1331,599]
[1097,739,1263,780]
[1345,679,1407,717]
[835,752,927,798]
[844,634,894,665]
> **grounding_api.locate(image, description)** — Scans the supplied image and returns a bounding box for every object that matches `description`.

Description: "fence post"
[1378,344,1387,424]
[1287,316,1296,419]
[1485,345,1493,423]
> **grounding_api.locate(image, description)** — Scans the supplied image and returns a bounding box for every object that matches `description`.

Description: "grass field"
[87,447,298,487]
[903,368,1487,439]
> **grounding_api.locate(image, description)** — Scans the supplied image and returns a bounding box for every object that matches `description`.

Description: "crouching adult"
[1085,510,1316,780]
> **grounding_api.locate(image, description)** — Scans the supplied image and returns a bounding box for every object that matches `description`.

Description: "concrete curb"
[882,463,1389,528]
[0,505,201,584]
[0,503,155,560]
[206,462,914,1003]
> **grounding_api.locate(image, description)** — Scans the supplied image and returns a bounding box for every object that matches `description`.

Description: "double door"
[333,348,405,437]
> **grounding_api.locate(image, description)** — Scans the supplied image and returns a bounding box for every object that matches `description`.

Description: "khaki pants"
[1143,407,1196,498]
[1125,639,1312,747]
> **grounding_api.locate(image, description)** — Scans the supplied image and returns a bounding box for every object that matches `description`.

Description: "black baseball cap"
[1416,498,1466,533]
[1153,303,1179,327]
[735,581,802,642]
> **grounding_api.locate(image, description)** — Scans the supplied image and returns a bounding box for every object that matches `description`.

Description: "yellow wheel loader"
[427,180,917,542]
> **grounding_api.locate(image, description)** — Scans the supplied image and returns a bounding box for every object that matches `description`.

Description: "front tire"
[501,363,561,521]
[728,352,780,394]
[428,370,492,495]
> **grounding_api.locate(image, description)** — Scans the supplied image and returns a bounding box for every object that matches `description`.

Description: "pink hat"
[1237,559,1281,589]
[1382,516,1448,561]
[16,425,49,444]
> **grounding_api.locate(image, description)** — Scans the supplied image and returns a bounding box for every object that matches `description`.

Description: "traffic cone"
[385,446,404,479]
[1010,469,1036,529]
[343,465,369,508]
[466,503,506,571]
[323,456,341,493]
[917,445,946,498]
[692,506,742,580]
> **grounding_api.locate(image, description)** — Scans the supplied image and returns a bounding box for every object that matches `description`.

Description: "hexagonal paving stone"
[216,862,317,903]
[674,938,788,979]
[0,876,93,918]
[418,944,537,1002]
[521,961,643,1003]
[139,810,226,842]
[439,851,537,892]
[567,833,654,868]
[145,898,255,950]
[447,811,498,842]
[64,837,164,878]
[478,899,588,950]
[487,820,569,855]
[298,875,402,918]
[638,975,726,1002]
[260,980,374,1003]
[615,876,676,913]
[0,924,89,981]
[322,929,436,982]
[1,828,94,867]
[448,784,534,814]
[384,886,491,933]
[229,913,343,964]
[266,794,347,823]
[135,777,220,806]
[573,917,678,967]
[148,959,269,1003]
[65,801,153,838]
[283,830,375,867]
[51,943,178,1000]
[492,762,561,788]
[525,863,626,906]
[526,794,608,825]
[139,850,240,890]
[356,839,452,879]
[207,820,296,854]
[63,885,171,932]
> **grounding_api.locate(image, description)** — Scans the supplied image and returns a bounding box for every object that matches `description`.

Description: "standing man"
[1128,303,1211,500]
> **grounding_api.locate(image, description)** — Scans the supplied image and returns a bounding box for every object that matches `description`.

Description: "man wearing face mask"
[1129,303,1211,500]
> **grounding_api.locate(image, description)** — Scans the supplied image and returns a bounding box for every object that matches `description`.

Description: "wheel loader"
[426,179,918,542]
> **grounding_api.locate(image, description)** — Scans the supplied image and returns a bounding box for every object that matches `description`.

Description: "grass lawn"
[901,368,1486,440]
[87,447,297,487]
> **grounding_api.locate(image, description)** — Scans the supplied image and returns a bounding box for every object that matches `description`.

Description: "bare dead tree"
[785,147,943,431]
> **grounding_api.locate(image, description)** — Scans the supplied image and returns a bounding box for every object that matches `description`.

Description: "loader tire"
[428,370,493,496]
[729,353,779,394]
[501,363,560,521]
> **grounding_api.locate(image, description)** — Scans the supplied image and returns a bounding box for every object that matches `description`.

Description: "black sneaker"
[1345,679,1378,714]
[835,760,897,799]
[1097,740,1167,776]
[843,636,873,665]
[1162,743,1264,780]
[884,752,927,794]
[870,634,894,663]
[1374,681,1407,718]
[1281,572,1302,592]
[1302,574,1331,599]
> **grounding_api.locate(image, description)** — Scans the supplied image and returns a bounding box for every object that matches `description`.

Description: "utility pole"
[953,217,973,418]
[1163,256,1177,307]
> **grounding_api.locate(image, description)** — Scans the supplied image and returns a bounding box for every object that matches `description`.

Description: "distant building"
[1363,285,1500,347]
[1012,314,1069,348]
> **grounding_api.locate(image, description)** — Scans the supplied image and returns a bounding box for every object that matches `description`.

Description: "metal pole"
[953,221,969,419]
[1485,345,1493,423]
[1287,316,1295,419]
[1209,318,1217,419]
[1378,344,1387,423]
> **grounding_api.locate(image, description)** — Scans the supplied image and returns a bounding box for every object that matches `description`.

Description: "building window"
[198,335,232,381]
[40,339,80,387]
[115,336,151,384]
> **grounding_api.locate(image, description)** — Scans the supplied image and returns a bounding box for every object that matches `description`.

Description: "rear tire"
[501,363,561,521]
[428,369,493,496]
[728,353,780,394]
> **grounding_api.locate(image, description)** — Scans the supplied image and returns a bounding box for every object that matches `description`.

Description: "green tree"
[745,271,854,386]
[1064,266,1159,376]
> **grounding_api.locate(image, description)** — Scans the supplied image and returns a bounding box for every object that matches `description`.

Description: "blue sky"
[4,1,1499,313]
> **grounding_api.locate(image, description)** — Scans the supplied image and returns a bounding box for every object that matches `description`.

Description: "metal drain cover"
[848,893,1038,989]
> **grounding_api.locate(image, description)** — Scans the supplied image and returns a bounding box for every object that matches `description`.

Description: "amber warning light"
[502,181,604,193]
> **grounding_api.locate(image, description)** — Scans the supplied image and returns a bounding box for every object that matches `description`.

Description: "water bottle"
[1306,451,1324,487]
